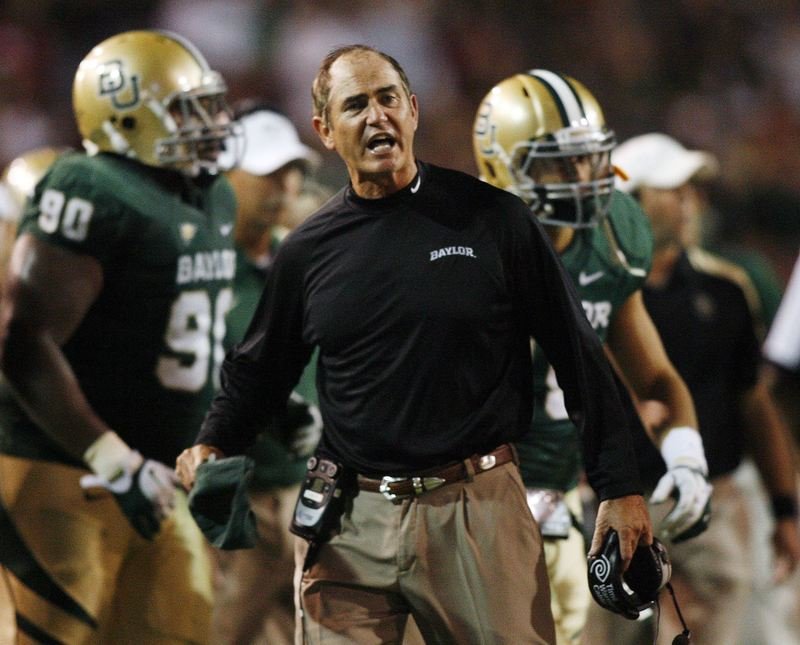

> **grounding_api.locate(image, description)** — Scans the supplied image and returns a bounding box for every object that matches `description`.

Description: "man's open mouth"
[366,134,396,153]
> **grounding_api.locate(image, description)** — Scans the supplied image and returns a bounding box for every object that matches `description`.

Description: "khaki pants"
[295,460,555,644]
[0,454,213,645]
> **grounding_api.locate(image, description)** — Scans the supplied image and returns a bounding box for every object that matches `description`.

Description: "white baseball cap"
[223,109,320,176]
[613,133,719,193]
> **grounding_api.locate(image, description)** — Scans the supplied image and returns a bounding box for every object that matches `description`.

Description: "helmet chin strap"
[601,217,647,278]
[100,121,132,156]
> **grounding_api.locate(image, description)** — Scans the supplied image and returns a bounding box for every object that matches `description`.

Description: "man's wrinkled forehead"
[328,51,402,101]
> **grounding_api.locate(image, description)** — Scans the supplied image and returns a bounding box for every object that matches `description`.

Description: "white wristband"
[83,431,142,481]
[660,426,708,476]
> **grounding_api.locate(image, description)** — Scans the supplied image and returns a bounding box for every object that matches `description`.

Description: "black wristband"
[771,494,799,520]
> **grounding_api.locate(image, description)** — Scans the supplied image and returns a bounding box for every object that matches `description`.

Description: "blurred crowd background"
[2,0,800,283]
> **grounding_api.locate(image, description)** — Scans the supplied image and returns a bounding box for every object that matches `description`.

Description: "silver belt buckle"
[478,454,497,471]
[379,476,407,502]
[379,475,447,502]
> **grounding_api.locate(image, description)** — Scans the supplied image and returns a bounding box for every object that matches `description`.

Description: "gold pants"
[0,454,213,644]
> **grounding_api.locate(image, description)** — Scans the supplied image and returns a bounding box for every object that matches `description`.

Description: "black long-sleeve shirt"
[197,162,641,500]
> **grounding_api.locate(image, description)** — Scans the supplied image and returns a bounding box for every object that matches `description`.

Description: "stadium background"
[1,0,799,282]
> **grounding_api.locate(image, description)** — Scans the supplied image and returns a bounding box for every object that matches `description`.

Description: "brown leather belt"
[358,444,516,503]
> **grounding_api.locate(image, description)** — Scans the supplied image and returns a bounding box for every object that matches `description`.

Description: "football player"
[473,70,712,645]
[0,30,236,643]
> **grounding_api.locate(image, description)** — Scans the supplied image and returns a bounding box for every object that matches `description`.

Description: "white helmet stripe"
[529,69,585,127]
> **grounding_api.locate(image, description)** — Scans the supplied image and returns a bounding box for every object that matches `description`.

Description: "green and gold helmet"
[72,30,234,176]
[473,69,616,227]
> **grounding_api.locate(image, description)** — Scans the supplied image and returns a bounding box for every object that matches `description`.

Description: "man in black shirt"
[177,45,652,644]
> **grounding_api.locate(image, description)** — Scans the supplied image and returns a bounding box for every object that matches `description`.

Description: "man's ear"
[312,116,335,151]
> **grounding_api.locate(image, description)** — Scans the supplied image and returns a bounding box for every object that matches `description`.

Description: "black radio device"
[290,455,346,543]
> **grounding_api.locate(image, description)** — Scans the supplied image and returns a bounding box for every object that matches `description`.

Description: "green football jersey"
[516,190,653,490]
[0,152,237,466]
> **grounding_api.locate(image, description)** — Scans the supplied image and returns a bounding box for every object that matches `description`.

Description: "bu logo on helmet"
[472,102,496,156]
[98,60,140,109]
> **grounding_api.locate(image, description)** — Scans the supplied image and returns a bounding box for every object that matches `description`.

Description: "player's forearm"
[742,380,798,501]
[641,372,698,444]
[0,327,109,459]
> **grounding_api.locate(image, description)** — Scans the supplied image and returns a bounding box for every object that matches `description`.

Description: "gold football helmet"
[1,146,70,221]
[473,69,615,227]
[72,30,234,176]
[1,146,69,285]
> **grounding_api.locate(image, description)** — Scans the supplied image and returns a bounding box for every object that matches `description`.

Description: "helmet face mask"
[473,70,616,228]
[157,73,234,173]
[73,30,235,176]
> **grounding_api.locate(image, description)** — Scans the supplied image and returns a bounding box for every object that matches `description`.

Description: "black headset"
[588,529,692,644]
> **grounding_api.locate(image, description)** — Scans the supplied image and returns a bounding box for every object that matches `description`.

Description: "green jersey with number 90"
[0,152,237,466]
[516,190,653,491]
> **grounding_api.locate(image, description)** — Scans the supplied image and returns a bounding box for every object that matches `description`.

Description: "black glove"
[81,456,179,540]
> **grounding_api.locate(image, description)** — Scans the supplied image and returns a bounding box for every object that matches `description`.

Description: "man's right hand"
[175,444,226,490]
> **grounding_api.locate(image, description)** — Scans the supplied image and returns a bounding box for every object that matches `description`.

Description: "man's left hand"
[589,494,653,570]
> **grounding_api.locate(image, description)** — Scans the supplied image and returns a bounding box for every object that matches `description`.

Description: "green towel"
[187,456,257,550]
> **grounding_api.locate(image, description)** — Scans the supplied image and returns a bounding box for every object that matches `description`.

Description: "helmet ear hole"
[121,116,136,130]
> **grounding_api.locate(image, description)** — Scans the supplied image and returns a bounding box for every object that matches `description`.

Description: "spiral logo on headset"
[588,554,611,582]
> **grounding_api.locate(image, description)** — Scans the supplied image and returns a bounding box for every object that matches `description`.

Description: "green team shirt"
[0,152,237,466]
[516,190,653,490]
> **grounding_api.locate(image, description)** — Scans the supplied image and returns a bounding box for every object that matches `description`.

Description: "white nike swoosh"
[410,176,421,193]
[578,270,604,286]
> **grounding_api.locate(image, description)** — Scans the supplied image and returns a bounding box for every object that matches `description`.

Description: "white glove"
[80,432,179,539]
[650,427,713,542]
